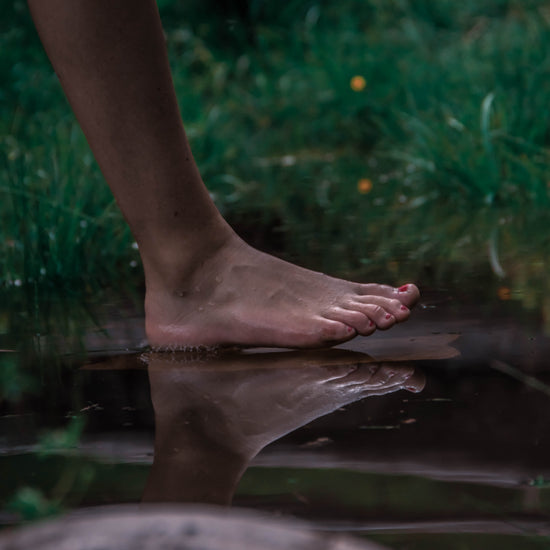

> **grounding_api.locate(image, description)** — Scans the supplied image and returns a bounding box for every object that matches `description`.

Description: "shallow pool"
[1,291,550,549]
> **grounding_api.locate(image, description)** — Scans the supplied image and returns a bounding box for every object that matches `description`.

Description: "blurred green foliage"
[0,352,35,402]
[7,487,62,522]
[5,416,87,522]
[3,451,146,523]
[37,415,85,456]
[529,475,550,488]
[4,1,549,527]
[1,0,550,313]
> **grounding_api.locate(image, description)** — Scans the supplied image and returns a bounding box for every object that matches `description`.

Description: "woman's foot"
[28,0,419,351]
[145,234,420,350]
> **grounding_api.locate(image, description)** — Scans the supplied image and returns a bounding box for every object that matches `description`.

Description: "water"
[1,291,550,549]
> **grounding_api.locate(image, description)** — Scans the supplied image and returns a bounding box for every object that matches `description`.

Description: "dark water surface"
[1,292,550,549]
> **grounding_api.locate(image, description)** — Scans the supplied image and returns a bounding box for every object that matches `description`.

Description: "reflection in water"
[140,349,425,505]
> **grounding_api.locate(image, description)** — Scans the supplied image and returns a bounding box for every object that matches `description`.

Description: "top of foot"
[145,236,420,350]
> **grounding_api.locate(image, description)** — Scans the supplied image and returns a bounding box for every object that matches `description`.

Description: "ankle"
[142,222,239,293]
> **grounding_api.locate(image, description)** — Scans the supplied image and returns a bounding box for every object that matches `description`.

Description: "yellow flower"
[357,178,373,194]
[350,75,367,92]
[497,286,511,300]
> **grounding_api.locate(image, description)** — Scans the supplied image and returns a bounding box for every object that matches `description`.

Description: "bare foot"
[145,234,420,350]
[28,0,418,351]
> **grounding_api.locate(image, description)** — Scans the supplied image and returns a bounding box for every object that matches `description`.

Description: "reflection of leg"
[28,0,420,350]
[143,350,424,504]
[143,417,247,505]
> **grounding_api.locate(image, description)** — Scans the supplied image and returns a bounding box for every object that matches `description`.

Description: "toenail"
[400,305,409,311]
[347,326,354,333]
[398,285,409,292]
[385,313,392,319]
[369,320,375,327]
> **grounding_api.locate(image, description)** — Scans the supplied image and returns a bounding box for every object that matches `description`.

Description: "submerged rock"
[0,504,388,550]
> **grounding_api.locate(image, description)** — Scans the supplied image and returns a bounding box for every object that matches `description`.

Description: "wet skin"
[142,349,425,504]
[145,234,420,350]
[28,0,419,351]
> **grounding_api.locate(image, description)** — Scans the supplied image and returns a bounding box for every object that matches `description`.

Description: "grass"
[1,0,550,318]
[3,1,550,524]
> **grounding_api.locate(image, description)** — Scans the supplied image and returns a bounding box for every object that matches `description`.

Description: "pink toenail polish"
[398,285,409,292]
[369,320,375,327]
[347,326,353,333]
[385,313,392,319]
[400,305,409,311]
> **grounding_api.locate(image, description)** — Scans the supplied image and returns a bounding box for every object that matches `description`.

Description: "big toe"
[395,283,420,307]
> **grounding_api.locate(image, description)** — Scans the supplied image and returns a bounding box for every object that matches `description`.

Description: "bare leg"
[28,0,420,349]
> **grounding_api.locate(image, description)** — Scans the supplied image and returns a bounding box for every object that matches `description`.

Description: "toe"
[318,318,356,345]
[394,283,421,307]
[354,282,420,308]
[324,307,374,336]
[358,303,396,330]
[361,320,377,336]
[354,283,397,299]
[376,310,397,330]
[349,297,410,327]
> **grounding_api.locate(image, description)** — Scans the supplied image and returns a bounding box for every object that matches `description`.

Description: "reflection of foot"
[145,235,420,350]
[143,349,424,504]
